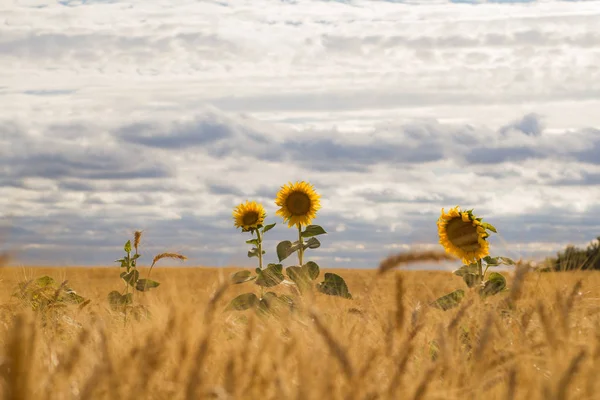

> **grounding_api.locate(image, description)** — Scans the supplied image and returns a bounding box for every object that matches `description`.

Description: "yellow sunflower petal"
[233,201,266,231]
[274,181,321,227]
[437,206,491,263]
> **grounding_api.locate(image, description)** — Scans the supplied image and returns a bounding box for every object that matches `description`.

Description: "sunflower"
[233,201,266,232]
[275,181,321,227]
[437,206,491,264]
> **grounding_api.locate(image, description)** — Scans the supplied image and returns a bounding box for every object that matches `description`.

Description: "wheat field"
[0,263,599,400]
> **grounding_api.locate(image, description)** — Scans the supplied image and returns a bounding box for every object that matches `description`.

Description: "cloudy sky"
[1,0,599,269]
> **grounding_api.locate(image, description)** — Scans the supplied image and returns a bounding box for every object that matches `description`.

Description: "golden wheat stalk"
[377,250,456,275]
[394,274,405,333]
[555,350,587,400]
[134,230,142,253]
[505,263,529,308]
[203,280,230,326]
[537,302,558,350]
[386,342,416,397]
[506,367,517,400]
[148,252,188,278]
[412,366,437,400]
[151,252,187,267]
[473,314,495,364]
[310,310,354,380]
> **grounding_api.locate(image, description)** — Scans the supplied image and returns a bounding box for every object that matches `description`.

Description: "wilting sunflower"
[437,206,491,264]
[233,201,266,232]
[275,181,321,227]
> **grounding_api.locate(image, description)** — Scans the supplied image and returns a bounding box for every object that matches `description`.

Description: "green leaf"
[304,237,321,250]
[226,293,259,311]
[262,223,276,234]
[483,256,500,266]
[453,264,479,277]
[231,270,256,284]
[430,289,465,311]
[248,248,260,258]
[135,279,160,292]
[257,292,278,314]
[132,254,141,260]
[246,238,260,245]
[303,261,320,280]
[258,292,294,315]
[301,225,327,238]
[255,263,284,287]
[316,273,352,299]
[276,240,302,262]
[278,294,295,307]
[481,272,506,296]
[286,266,312,293]
[123,293,133,305]
[277,237,322,261]
[480,222,497,233]
[462,273,480,288]
[108,291,133,307]
[262,292,278,302]
[499,257,516,265]
[64,291,86,304]
[35,276,55,287]
[124,240,132,253]
[120,269,139,287]
[277,241,292,262]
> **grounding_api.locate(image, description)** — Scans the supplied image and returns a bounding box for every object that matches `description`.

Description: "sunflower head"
[233,201,266,232]
[275,181,321,228]
[437,206,494,264]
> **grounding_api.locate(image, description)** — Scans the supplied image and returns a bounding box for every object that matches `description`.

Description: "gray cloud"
[116,111,284,161]
[6,152,171,180]
[500,113,544,136]
[118,121,232,149]
[356,188,463,205]
[464,146,540,164]
[207,182,245,196]
[552,172,600,186]
[2,110,599,267]
[573,133,600,165]
[283,137,444,171]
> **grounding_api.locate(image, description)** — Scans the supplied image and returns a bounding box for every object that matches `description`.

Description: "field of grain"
[0,264,598,400]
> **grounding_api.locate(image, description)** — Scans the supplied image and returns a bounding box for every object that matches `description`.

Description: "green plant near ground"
[12,275,89,325]
[227,182,352,315]
[108,231,186,319]
[276,223,352,299]
[228,214,294,315]
[431,207,514,310]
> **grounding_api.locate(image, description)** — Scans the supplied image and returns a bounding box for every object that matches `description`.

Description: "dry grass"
[0,263,599,400]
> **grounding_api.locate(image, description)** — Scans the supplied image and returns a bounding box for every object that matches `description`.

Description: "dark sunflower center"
[445,218,481,251]
[286,192,311,216]
[242,211,259,226]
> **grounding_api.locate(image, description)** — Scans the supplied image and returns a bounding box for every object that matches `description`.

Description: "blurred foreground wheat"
[0,262,598,400]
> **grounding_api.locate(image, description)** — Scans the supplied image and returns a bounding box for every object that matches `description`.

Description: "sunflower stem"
[255,230,264,297]
[256,229,263,271]
[297,224,304,267]
[477,259,484,283]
